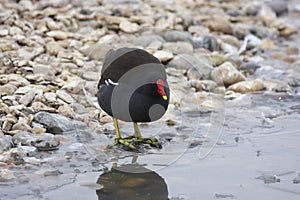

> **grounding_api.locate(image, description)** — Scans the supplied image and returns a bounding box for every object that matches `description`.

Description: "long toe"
[111,137,162,151]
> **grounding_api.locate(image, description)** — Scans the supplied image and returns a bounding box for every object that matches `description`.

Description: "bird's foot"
[113,136,162,151]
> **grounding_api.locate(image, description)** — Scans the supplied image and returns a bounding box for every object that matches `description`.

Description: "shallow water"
[1,92,300,200]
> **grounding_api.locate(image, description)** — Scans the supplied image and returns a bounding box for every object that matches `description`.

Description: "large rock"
[211,62,246,87]
[34,111,76,134]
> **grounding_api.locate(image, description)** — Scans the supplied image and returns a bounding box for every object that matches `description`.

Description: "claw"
[112,137,162,151]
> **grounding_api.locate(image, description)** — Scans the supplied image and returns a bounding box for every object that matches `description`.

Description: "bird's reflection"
[96,157,168,200]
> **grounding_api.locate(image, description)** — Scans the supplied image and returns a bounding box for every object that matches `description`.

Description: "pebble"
[0,133,12,153]
[46,31,72,40]
[0,169,15,182]
[163,30,194,45]
[279,26,298,37]
[45,41,64,56]
[82,71,99,81]
[119,20,140,33]
[239,62,261,74]
[44,92,57,103]
[162,42,194,55]
[153,50,173,62]
[56,90,74,104]
[264,79,292,92]
[0,84,17,96]
[227,79,265,93]
[203,16,232,34]
[260,38,276,50]
[133,35,165,47]
[62,78,86,94]
[32,101,56,112]
[266,1,288,16]
[293,173,300,184]
[210,53,227,66]
[19,90,36,106]
[33,133,60,150]
[189,80,218,92]
[11,122,32,132]
[211,61,246,86]
[197,35,219,52]
[0,147,28,165]
[57,104,75,118]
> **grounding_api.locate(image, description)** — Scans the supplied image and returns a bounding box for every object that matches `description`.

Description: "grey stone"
[264,79,292,92]
[194,36,219,51]
[163,30,196,47]
[19,90,36,106]
[33,133,60,151]
[56,90,74,104]
[168,53,213,79]
[82,71,99,81]
[0,133,12,153]
[12,131,60,150]
[239,62,261,74]
[189,80,218,92]
[266,1,288,16]
[162,42,194,54]
[44,92,57,103]
[34,111,76,134]
[133,35,165,47]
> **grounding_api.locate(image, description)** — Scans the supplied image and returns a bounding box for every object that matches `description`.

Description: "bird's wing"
[99,48,162,85]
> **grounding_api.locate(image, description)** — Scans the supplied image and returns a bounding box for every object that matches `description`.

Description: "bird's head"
[156,79,168,101]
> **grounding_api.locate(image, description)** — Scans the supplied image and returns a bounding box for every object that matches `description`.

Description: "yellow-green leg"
[133,122,142,138]
[113,118,121,139]
[113,118,135,150]
[131,122,161,148]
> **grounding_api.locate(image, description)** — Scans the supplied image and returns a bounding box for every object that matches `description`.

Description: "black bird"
[97,47,169,150]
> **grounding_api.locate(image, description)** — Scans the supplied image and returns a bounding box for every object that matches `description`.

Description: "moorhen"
[97,47,170,150]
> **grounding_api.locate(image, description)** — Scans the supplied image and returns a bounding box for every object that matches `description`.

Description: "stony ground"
[0,0,300,195]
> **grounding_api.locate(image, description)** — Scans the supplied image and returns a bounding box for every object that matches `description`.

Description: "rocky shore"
[0,0,300,188]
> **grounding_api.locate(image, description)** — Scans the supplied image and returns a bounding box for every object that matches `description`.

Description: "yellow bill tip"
[162,95,168,100]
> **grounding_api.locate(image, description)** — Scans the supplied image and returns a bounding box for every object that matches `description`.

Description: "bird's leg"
[113,118,135,150]
[130,122,161,148]
[133,122,142,138]
[113,117,121,139]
